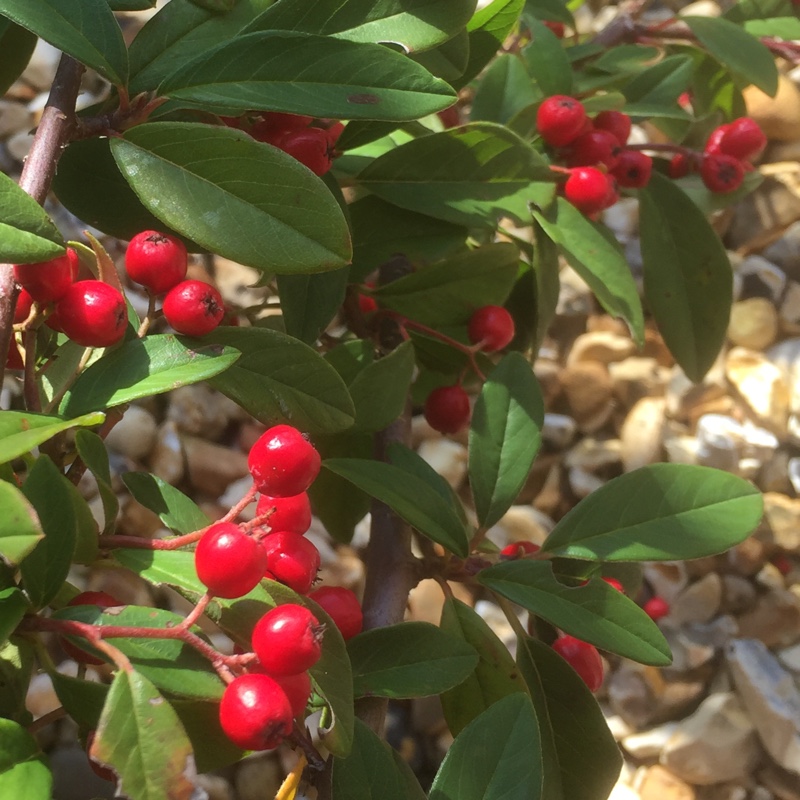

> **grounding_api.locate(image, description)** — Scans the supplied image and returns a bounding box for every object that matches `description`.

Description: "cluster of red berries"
[423,305,516,435]
[222,111,344,177]
[125,230,226,336]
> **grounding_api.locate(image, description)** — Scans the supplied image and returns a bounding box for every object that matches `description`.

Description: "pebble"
[147,421,185,486]
[104,405,158,461]
[725,348,789,433]
[234,754,283,800]
[736,590,800,649]
[738,255,787,304]
[557,265,593,316]
[721,575,759,615]
[623,722,679,759]
[541,413,577,449]
[182,436,250,496]
[764,222,800,282]
[564,437,622,472]
[567,331,637,366]
[561,361,615,432]
[568,465,605,498]
[167,385,243,441]
[780,283,800,333]
[609,357,668,408]
[669,574,722,626]
[643,562,690,604]
[488,504,553,548]
[21,40,62,91]
[728,298,779,350]
[0,100,31,139]
[762,493,800,554]
[744,75,800,142]
[620,397,666,471]
[636,764,696,800]
[417,438,468,489]
[777,642,800,674]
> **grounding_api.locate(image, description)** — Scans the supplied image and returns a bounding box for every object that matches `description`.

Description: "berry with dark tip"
[125,231,188,295]
[162,280,225,337]
[611,150,653,188]
[700,153,745,194]
[219,673,293,750]
[252,604,324,675]
[536,96,587,147]
[56,281,128,348]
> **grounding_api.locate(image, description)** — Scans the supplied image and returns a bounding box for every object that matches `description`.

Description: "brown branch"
[590,0,653,47]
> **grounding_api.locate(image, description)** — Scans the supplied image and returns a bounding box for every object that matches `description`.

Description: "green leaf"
[0,173,64,263]
[0,719,52,800]
[245,0,476,52]
[112,549,208,596]
[478,560,672,665]
[277,269,349,345]
[439,598,529,736]
[324,458,470,555]
[93,671,194,800]
[523,0,574,26]
[0,641,34,725]
[622,55,694,110]
[112,123,352,273]
[50,671,108,731]
[159,31,457,121]
[522,19,572,96]
[349,196,468,283]
[75,430,118,535]
[517,635,622,800]
[743,16,800,37]
[203,327,356,435]
[459,0,526,88]
[373,243,520,325]
[684,15,778,96]
[429,693,543,800]
[469,353,543,529]
[531,218,560,350]
[639,171,732,381]
[123,473,210,535]
[532,198,645,345]
[541,463,764,562]
[349,621,479,698]
[358,123,555,228]
[471,53,540,124]
[332,717,427,800]
[0,19,36,98]
[60,334,239,418]
[108,0,157,9]
[0,482,43,566]
[19,457,77,609]
[0,589,27,646]
[0,0,127,85]
[0,410,105,465]
[724,0,791,23]
[64,476,99,566]
[411,28,470,82]
[170,700,244,773]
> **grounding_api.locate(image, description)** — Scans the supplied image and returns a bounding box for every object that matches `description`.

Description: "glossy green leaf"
[531,218,560,350]
[112,123,351,273]
[0,589,27,646]
[64,475,99,566]
[0,482,43,566]
[60,335,239,418]
[50,672,108,731]
[622,55,694,110]
[75,430,118,536]
[93,671,194,800]
[532,198,645,345]
[0,719,52,800]
[349,196,468,283]
[19,457,77,609]
[640,171,732,381]
[0,410,105,465]
[160,31,456,120]
[0,172,64,263]
[459,0,526,87]
[171,700,244,773]
[112,549,208,596]
[440,598,529,736]
[123,473,210,535]
[517,635,622,800]
[522,18,572,96]
[589,44,661,74]
[469,353,543,529]
[429,693,543,800]
[324,458,470,555]
[542,463,763,562]
[411,28,470,82]
[108,0,157,8]
[204,327,356,435]
[523,0,574,26]
[471,53,539,124]
[724,0,791,23]
[349,621,478,698]
[743,16,800,37]
[684,15,778,96]
[0,19,36,98]
[277,269,349,345]
[479,560,672,665]
[0,641,34,725]
[358,123,555,228]
[332,718,427,800]
[373,243,520,325]
[245,0,475,52]
[0,0,127,85]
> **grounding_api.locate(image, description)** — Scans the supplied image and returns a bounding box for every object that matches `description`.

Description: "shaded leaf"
[0,589,28,646]
[75,431,118,535]
[50,671,108,731]
[0,172,64,264]
[278,269,349,345]
[171,700,244,773]
[0,410,105,465]
[0,19,36,98]
[123,473,210,535]
[459,0,526,88]
[522,18,572,96]
[471,53,539,124]
[0,482,43,566]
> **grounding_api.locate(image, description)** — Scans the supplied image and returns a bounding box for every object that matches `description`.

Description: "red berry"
[437,106,460,129]
[564,167,615,214]
[325,120,345,147]
[543,20,565,37]
[252,604,324,675]
[424,385,471,435]
[704,124,730,155]
[719,117,767,162]
[272,671,313,717]
[262,531,320,595]
[56,281,128,348]
[536,95,587,147]
[162,279,224,336]
[195,522,267,599]
[668,152,692,179]
[274,127,332,176]
[219,673,293,750]
[467,305,515,352]
[602,577,624,593]
[13,288,33,324]
[358,292,378,315]
[678,91,692,110]
[611,150,652,188]
[14,251,75,304]
[643,596,670,621]
[499,541,541,560]
[62,591,123,666]
[593,111,631,146]
[552,635,604,691]
[250,112,313,142]
[86,731,116,783]
[6,340,23,370]
[255,492,312,535]
[565,129,622,170]
[700,153,745,194]
[248,425,321,497]
[125,231,188,295]
[308,586,363,641]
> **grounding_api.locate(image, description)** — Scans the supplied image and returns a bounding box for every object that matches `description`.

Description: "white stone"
[695,414,742,472]
[739,255,787,303]
[565,437,622,471]
[726,347,789,432]
[620,397,666,471]
[542,413,577,449]
[623,723,679,759]
[104,404,158,461]
[418,438,468,489]
[568,466,605,498]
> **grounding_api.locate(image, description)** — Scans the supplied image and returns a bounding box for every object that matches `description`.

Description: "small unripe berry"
[308,586,363,640]
[125,231,188,294]
[719,117,767,162]
[255,492,312,535]
[611,150,652,188]
[499,541,540,560]
[564,167,614,215]
[14,251,76,304]
[467,305,515,352]
[536,96,587,147]
[195,522,267,598]
[700,153,745,194]
[262,531,321,595]
[162,280,225,336]
[424,385,471,435]
[643,596,670,621]
[593,110,631,146]
[252,604,324,675]
[56,281,128,348]
[248,425,321,497]
[552,635,604,691]
[219,673,293,750]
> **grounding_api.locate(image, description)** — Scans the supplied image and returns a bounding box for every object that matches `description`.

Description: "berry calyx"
[611,150,653,189]
[424,385,471,435]
[219,673,293,750]
[125,231,188,295]
[700,153,745,194]
[162,280,225,337]
[643,596,670,621]
[564,167,615,215]
[255,492,312,535]
[536,96,587,147]
[61,591,122,665]
[719,117,766,162]
[248,424,321,497]
[308,586,363,641]
[252,604,324,675]
[467,305,515,352]
[565,129,622,170]
[273,127,332,176]
[194,522,267,598]
[14,251,76,304]
[262,531,321,595]
[499,541,541,560]
[593,110,631,147]
[56,280,128,348]
[551,635,604,691]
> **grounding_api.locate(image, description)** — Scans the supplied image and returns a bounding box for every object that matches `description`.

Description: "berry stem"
[177,591,213,631]
[137,291,158,338]
[27,706,67,735]
[22,329,41,412]
[287,726,326,771]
